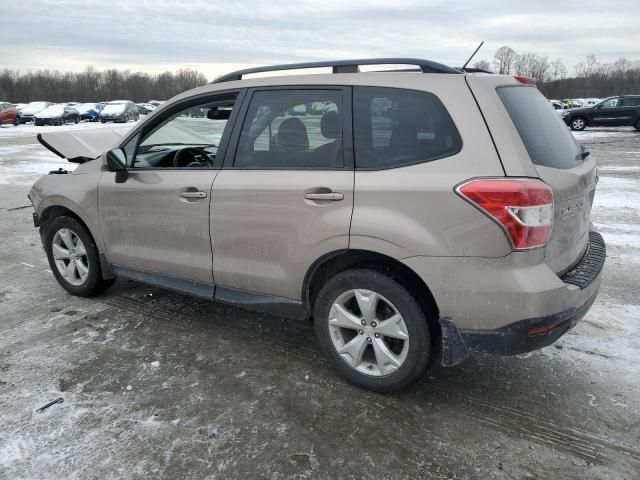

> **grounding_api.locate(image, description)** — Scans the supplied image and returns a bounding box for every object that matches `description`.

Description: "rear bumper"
[436,231,606,366]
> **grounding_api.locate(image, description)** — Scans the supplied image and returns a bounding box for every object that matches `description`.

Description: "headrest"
[276,117,309,151]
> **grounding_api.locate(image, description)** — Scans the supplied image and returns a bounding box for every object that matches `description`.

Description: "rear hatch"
[467,76,597,274]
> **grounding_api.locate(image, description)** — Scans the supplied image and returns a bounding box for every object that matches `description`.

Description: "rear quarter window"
[353,86,462,169]
[497,86,580,169]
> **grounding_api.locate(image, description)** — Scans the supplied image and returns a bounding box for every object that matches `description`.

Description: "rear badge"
[561,201,584,217]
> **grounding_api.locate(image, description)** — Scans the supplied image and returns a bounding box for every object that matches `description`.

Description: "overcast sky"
[1,0,638,79]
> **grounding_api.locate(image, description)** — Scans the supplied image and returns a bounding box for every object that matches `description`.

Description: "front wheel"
[44,216,115,296]
[570,116,587,131]
[314,269,432,392]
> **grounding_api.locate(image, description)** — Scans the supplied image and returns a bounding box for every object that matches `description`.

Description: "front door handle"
[304,192,344,201]
[179,191,207,199]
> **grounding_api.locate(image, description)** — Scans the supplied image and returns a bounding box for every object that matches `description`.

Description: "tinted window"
[497,86,580,169]
[621,97,640,107]
[235,90,343,169]
[353,87,461,169]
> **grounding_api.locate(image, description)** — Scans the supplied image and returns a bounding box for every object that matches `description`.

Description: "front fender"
[29,164,105,253]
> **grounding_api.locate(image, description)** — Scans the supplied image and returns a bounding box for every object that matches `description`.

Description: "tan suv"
[29,59,606,392]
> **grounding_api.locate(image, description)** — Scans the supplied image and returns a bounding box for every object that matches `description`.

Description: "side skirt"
[110,265,305,320]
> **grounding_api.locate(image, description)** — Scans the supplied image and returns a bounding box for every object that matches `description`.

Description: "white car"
[19,101,53,123]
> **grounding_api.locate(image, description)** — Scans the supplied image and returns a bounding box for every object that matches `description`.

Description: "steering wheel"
[172,147,214,168]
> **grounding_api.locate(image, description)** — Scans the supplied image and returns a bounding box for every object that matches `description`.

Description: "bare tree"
[550,59,567,81]
[472,60,493,72]
[493,46,517,74]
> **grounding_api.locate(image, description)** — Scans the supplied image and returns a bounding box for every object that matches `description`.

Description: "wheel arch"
[303,249,441,341]
[39,204,115,279]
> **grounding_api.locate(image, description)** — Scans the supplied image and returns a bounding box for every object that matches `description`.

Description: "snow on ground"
[0,123,639,478]
[0,121,137,185]
[571,126,639,141]
[0,120,135,138]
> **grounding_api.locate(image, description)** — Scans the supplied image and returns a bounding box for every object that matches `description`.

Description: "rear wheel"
[13,117,19,126]
[570,116,587,131]
[44,216,115,296]
[634,118,640,132]
[314,269,432,392]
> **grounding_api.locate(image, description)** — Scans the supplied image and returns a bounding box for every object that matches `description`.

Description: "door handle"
[304,192,344,201]
[179,191,207,199]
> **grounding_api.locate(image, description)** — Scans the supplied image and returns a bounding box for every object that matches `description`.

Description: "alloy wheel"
[328,289,409,376]
[572,118,585,130]
[52,228,89,286]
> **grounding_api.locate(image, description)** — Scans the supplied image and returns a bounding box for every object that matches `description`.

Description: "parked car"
[99,101,139,123]
[29,58,605,392]
[148,100,165,107]
[561,95,640,131]
[75,103,103,121]
[549,100,568,110]
[34,104,81,126]
[135,103,155,115]
[0,102,20,126]
[19,101,53,123]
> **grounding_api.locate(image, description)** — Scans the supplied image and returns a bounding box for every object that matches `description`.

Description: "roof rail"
[211,58,462,83]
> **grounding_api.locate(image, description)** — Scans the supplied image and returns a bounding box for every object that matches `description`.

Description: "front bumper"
[438,231,606,366]
[34,118,62,126]
[100,115,125,122]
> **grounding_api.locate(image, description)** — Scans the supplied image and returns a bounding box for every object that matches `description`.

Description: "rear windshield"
[497,86,580,169]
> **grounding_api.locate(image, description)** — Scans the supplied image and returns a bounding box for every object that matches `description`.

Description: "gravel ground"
[0,122,639,479]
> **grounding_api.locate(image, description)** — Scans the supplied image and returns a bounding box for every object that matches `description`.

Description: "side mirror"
[106,148,129,183]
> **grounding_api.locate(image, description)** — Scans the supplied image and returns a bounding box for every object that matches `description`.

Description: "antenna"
[461,41,485,70]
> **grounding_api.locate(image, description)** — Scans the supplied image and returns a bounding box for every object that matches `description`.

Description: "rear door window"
[353,86,461,169]
[234,89,344,169]
[497,86,580,169]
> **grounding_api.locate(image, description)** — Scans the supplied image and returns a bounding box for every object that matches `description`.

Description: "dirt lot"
[1,123,639,479]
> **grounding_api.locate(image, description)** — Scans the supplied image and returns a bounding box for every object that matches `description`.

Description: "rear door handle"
[304,192,344,201]
[179,191,207,199]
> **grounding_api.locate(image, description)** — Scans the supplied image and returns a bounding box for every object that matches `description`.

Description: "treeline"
[0,67,208,103]
[474,46,640,98]
[3,52,640,103]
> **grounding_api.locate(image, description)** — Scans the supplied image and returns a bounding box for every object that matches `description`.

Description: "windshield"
[37,104,65,117]
[23,102,48,112]
[498,86,580,169]
[76,103,98,113]
[103,103,126,114]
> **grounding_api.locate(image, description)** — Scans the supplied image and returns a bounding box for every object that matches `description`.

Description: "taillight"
[456,178,554,250]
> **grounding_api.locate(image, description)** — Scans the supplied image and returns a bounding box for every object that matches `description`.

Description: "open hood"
[37,126,131,163]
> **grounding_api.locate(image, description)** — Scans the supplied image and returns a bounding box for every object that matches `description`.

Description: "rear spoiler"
[37,127,131,164]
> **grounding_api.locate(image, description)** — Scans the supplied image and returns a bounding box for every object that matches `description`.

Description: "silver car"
[29,59,605,392]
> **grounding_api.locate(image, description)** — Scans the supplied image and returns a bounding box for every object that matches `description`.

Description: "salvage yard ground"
[0,122,639,479]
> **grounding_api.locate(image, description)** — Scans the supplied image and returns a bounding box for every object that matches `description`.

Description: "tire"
[13,117,19,126]
[101,119,106,123]
[314,268,432,392]
[44,216,116,297]
[74,115,79,124]
[570,116,587,131]
[634,119,640,132]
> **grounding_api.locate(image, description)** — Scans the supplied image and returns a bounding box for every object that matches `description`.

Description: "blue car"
[75,103,103,122]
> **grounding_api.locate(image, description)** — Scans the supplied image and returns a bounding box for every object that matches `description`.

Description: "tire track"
[103,293,640,465]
